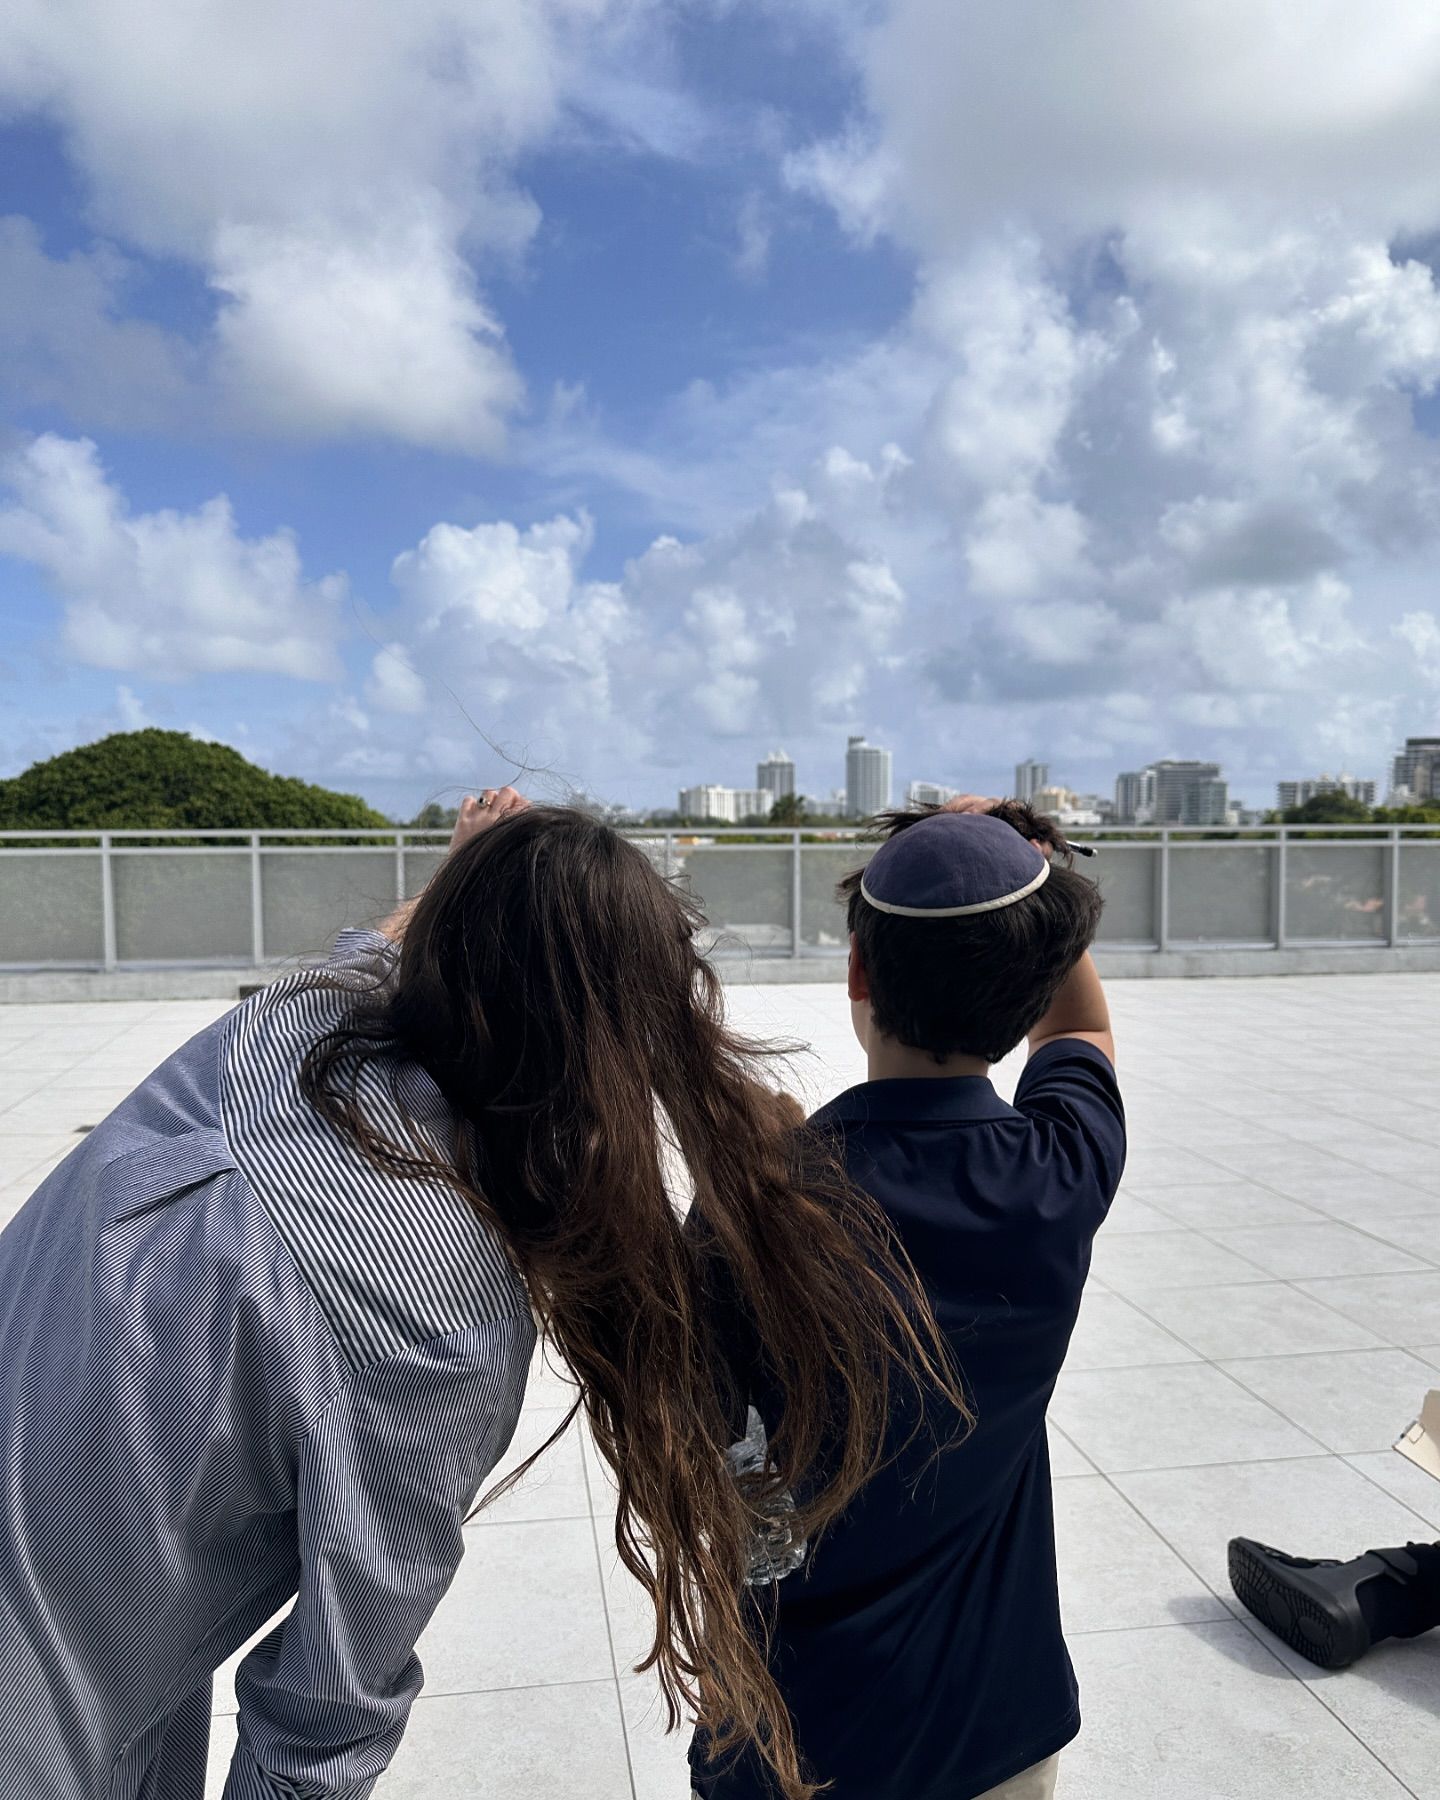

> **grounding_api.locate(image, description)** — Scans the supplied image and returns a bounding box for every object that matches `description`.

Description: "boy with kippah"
[692,796,1124,1800]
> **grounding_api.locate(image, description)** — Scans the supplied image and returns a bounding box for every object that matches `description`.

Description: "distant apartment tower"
[1014,759,1049,801]
[1390,737,1440,803]
[846,735,893,818]
[1114,768,1157,824]
[1026,785,1102,826]
[1276,773,1377,811]
[908,780,958,806]
[677,784,770,823]
[757,749,795,801]
[1152,760,1229,827]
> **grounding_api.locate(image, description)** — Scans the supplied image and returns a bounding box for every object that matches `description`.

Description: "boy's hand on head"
[980,798,1074,865]
[937,794,1070,861]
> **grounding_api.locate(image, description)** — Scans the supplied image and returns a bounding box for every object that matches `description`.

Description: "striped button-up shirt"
[0,930,535,1798]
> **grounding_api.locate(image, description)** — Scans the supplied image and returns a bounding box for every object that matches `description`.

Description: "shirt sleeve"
[1011,1037,1127,1214]
[222,1321,528,1800]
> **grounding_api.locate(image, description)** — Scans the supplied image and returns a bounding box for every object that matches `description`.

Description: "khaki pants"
[691,1753,1060,1800]
[976,1754,1061,1799]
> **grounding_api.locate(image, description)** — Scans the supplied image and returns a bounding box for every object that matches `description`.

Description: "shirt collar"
[811,1076,1020,1130]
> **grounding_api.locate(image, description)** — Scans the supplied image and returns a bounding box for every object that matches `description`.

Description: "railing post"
[791,830,802,959]
[1156,830,1171,952]
[250,832,265,964]
[1274,829,1289,949]
[100,832,117,971]
[395,832,406,905]
[663,832,674,881]
[1386,827,1401,948]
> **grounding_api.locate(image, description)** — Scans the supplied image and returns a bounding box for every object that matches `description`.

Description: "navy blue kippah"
[859,812,1050,917]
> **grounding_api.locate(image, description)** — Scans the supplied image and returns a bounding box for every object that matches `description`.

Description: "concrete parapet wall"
[5,943,1440,1003]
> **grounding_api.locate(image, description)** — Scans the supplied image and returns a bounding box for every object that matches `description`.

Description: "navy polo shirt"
[691,1039,1125,1800]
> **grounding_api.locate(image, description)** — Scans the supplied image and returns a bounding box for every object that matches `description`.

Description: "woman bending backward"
[0,792,962,1800]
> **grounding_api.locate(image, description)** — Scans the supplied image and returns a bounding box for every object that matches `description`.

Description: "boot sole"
[1227,1539,1370,1671]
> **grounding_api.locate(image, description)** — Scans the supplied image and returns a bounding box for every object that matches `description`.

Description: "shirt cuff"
[221,1741,378,1800]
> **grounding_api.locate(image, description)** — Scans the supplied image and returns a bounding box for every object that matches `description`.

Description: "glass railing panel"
[1090,844,1158,945]
[1286,843,1387,942]
[797,842,871,953]
[114,851,253,962]
[672,842,794,956]
[1398,841,1440,940]
[260,850,399,960]
[401,847,447,898]
[1169,843,1274,944]
[0,853,104,965]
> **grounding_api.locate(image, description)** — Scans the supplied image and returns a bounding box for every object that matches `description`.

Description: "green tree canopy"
[0,730,392,832]
[768,792,806,826]
[1280,791,1375,825]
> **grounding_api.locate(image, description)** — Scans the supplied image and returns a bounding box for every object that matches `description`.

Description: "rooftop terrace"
[3,975,1440,1799]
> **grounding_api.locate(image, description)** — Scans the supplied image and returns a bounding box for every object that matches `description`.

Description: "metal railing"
[2,823,1439,970]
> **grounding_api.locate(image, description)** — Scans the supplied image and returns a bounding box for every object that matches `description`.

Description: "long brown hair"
[300,807,967,1799]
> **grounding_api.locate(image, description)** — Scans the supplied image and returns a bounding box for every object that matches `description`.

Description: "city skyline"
[661,728,1435,825]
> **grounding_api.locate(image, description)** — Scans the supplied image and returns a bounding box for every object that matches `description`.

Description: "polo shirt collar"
[812,1076,1019,1129]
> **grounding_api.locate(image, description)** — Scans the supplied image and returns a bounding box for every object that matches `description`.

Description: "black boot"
[1228,1537,1440,1670]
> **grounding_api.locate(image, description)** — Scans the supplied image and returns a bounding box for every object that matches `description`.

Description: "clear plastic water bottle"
[725,1406,808,1586]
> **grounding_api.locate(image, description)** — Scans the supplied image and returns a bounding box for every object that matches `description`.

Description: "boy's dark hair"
[839,800,1104,1065]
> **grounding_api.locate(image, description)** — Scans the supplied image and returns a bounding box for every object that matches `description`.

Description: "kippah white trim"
[859,856,1051,917]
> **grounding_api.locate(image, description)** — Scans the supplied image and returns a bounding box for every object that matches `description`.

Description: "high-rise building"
[757,750,795,801]
[846,735,893,818]
[1114,768,1157,824]
[1276,774,1377,811]
[908,780,958,806]
[1031,785,1104,826]
[1390,737,1440,803]
[1151,760,1229,827]
[677,784,771,823]
[1014,759,1049,801]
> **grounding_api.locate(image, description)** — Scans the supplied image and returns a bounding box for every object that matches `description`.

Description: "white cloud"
[666,0,1440,794]
[841,0,1440,251]
[0,435,344,679]
[114,684,149,731]
[1396,610,1440,685]
[14,0,1440,804]
[916,241,1112,491]
[318,446,916,798]
[365,645,428,716]
[783,126,896,246]
[372,512,634,776]
[0,0,648,450]
[211,212,524,452]
[964,490,1089,601]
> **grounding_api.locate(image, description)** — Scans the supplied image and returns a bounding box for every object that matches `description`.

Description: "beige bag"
[1395,1389,1440,1481]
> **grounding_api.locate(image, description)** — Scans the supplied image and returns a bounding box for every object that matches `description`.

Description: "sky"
[3,1,1440,818]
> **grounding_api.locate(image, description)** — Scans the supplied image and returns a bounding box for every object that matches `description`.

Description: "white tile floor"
[5,974,1440,1797]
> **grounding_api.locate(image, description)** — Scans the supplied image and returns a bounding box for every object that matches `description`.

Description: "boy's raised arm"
[937,790,1115,1067]
[1027,950,1115,1066]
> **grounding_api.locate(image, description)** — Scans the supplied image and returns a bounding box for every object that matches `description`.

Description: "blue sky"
[3,0,1440,818]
